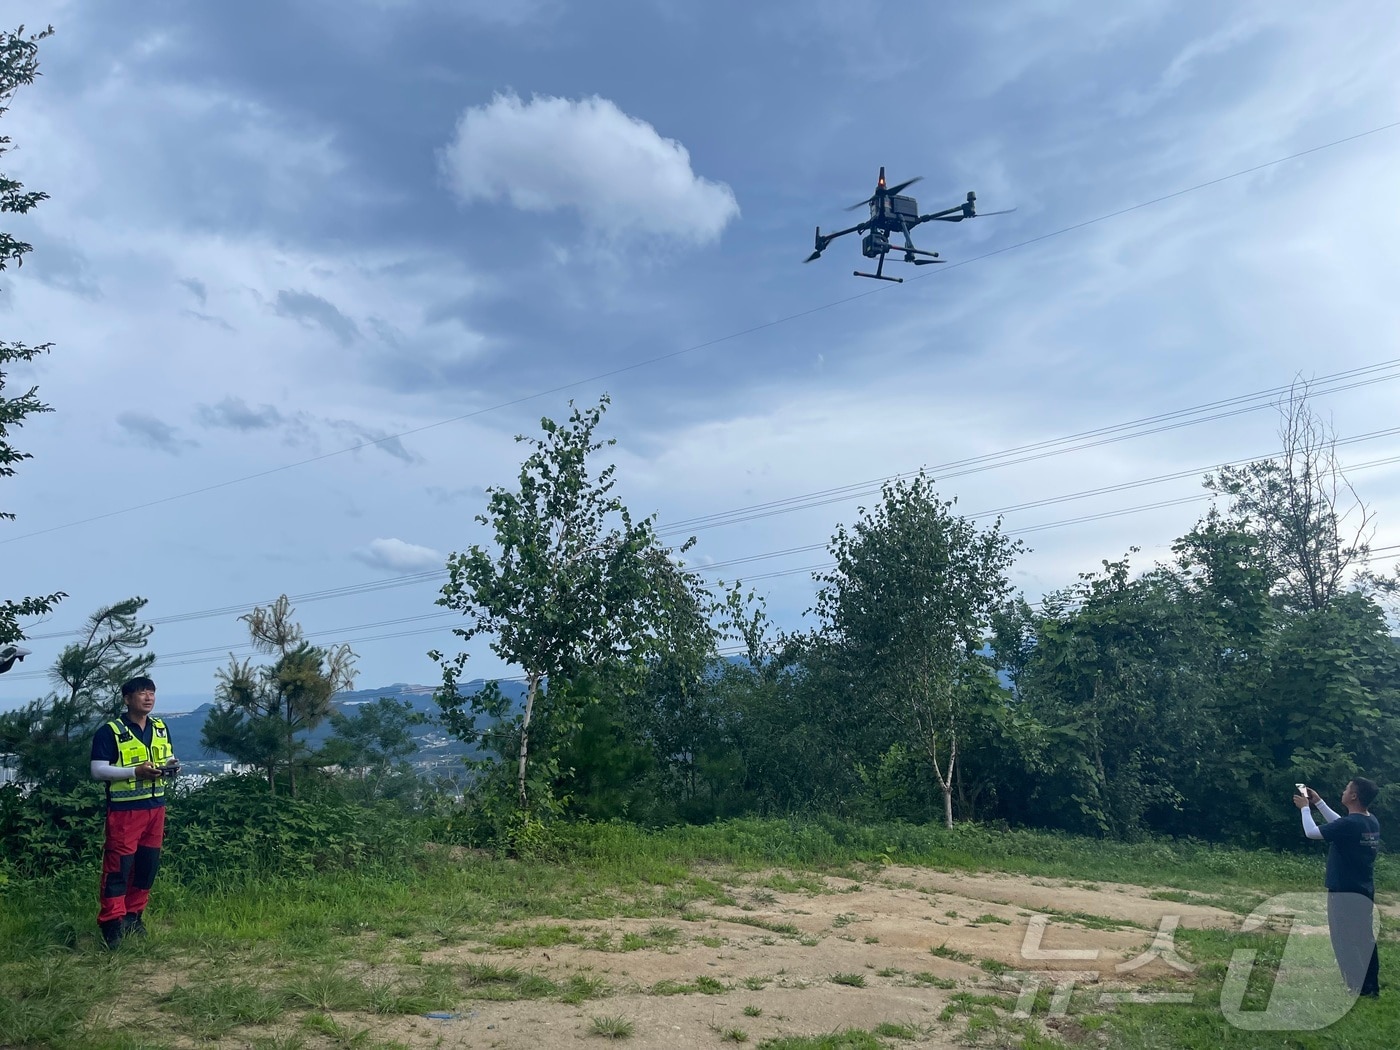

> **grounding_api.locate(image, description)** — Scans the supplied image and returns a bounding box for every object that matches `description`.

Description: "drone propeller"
[975,208,1017,217]
[885,175,923,197]
[803,251,822,263]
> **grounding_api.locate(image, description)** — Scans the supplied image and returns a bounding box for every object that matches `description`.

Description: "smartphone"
[1296,783,1308,796]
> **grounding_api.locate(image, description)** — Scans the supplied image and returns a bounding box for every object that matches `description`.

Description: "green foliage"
[433,394,715,818]
[460,961,610,1002]
[0,782,104,879]
[162,980,289,1040]
[0,601,159,879]
[163,774,424,879]
[1205,386,1378,613]
[0,769,432,885]
[1,23,64,644]
[757,1032,886,1050]
[202,596,357,796]
[813,471,1022,827]
[994,501,1400,845]
[322,696,425,802]
[0,952,120,1049]
[1007,555,1216,837]
[1099,925,1400,1050]
[855,743,944,824]
[0,598,154,791]
[589,1014,635,1039]
[553,691,667,823]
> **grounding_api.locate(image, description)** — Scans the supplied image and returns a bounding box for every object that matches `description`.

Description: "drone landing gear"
[854,249,903,283]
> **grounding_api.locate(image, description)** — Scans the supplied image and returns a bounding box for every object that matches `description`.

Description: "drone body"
[0,644,31,675]
[804,167,1013,282]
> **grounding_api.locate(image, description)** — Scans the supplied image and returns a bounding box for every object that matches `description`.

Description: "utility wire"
[664,374,1400,535]
[25,418,1400,646]
[6,119,1399,547]
[902,118,1400,285]
[10,453,1399,682]
[663,360,1400,533]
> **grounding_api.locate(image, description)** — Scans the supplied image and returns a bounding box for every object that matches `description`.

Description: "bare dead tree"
[1205,380,1376,612]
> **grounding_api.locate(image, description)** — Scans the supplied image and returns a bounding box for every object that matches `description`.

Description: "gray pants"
[1328,891,1380,997]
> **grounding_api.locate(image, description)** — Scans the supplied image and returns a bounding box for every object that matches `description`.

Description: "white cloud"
[352,537,445,573]
[439,92,739,243]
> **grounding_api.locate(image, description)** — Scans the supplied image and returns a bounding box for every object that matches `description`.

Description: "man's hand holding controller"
[136,759,181,779]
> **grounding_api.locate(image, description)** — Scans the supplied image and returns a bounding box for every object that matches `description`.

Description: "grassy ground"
[0,817,1395,1049]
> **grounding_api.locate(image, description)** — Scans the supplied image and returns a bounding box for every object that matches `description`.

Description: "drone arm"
[823,223,864,242]
[918,205,968,224]
[805,221,866,262]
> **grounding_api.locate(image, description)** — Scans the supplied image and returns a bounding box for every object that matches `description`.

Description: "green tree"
[1,24,63,647]
[323,696,424,800]
[693,592,890,819]
[202,596,357,796]
[552,670,667,823]
[1010,557,1217,837]
[605,558,724,814]
[1206,384,1377,613]
[813,472,1021,828]
[0,598,154,790]
[432,396,707,813]
[1193,385,1400,839]
[998,503,1398,846]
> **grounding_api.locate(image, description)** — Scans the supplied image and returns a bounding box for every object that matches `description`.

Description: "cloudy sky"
[3,1,1399,710]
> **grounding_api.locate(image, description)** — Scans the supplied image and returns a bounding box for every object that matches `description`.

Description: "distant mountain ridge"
[160,680,527,768]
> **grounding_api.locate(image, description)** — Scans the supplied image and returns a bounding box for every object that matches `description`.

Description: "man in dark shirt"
[1296,777,1381,998]
[90,676,179,948]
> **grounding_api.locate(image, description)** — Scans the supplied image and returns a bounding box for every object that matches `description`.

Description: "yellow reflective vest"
[105,717,175,804]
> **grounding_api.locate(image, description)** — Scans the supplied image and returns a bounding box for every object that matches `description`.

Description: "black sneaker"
[122,912,148,939]
[99,919,125,950]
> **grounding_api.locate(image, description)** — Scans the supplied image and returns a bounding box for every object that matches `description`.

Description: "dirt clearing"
[334,865,1244,1049]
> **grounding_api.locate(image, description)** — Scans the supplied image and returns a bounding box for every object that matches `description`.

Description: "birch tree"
[432,396,702,812]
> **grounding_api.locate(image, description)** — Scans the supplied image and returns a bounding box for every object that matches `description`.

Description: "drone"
[0,644,31,675]
[804,167,1013,283]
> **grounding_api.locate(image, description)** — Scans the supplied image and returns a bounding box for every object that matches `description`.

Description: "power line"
[20,426,1400,648]
[901,118,1400,285]
[660,368,1400,535]
[7,119,1400,547]
[20,570,449,640]
[13,448,1399,682]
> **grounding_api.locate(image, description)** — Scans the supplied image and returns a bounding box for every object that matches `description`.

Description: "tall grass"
[548,816,1381,894]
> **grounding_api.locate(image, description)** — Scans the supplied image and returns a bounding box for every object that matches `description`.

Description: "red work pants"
[98,806,166,924]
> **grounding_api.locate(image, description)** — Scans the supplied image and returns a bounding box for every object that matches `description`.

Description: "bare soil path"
[330,865,1244,1049]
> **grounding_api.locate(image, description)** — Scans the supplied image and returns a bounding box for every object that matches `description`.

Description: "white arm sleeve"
[1315,800,1342,823]
[1301,806,1324,840]
[90,760,134,782]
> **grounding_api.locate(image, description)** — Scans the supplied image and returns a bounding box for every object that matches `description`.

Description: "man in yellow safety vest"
[89,676,179,948]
